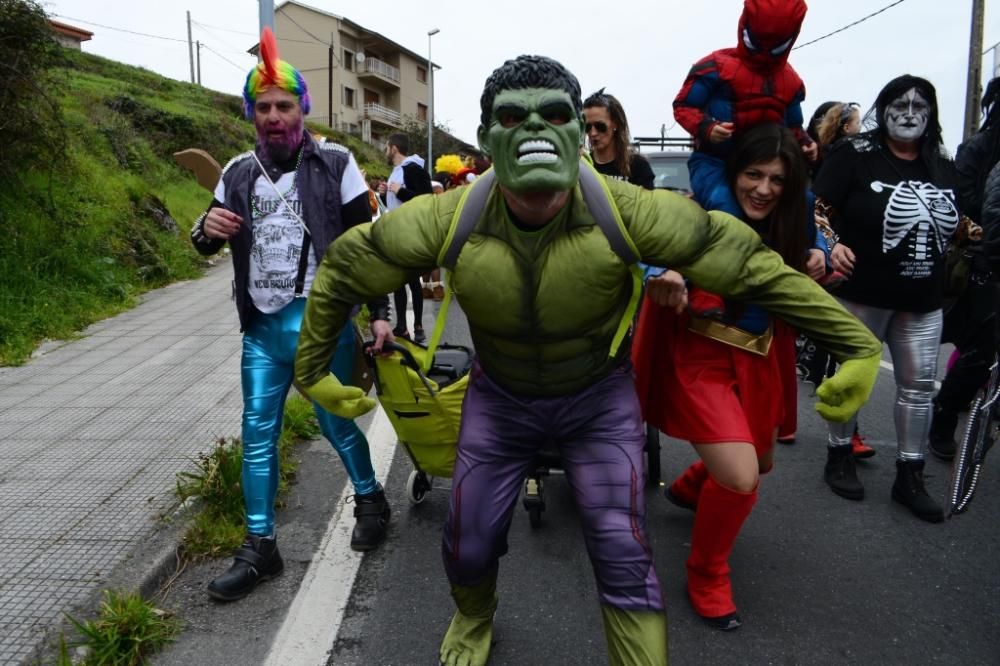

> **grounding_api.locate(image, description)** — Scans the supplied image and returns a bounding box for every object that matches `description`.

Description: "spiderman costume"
[673,0,815,216]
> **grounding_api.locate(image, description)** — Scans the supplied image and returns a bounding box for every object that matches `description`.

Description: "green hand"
[304,374,376,419]
[815,352,881,423]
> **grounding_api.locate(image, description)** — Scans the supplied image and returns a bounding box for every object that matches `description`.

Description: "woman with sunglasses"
[584,89,654,189]
[815,75,959,523]
[633,124,838,630]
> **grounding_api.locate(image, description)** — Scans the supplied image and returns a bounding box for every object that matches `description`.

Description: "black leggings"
[938,282,1000,414]
[393,278,424,333]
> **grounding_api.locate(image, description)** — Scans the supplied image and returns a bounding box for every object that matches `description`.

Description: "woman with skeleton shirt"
[816,75,959,522]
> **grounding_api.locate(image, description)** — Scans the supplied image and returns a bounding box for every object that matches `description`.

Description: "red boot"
[665,460,708,511]
[687,476,758,630]
[851,430,876,459]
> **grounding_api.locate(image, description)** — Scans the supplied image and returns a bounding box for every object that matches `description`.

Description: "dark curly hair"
[479,55,582,128]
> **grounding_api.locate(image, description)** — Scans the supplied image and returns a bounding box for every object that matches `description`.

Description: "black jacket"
[982,162,1000,276]
[380,160,433,206]
[955,129,999,224]
[190,134,388,330]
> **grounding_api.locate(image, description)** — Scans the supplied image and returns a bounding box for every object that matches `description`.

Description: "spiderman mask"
[737,0,807,70]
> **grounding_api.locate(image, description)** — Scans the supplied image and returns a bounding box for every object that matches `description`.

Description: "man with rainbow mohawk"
[190,28,394,602]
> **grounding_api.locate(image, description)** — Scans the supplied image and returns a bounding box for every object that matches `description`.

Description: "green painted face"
[477,87,583,193]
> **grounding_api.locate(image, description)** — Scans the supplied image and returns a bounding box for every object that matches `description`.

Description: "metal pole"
[196,40,201,85]
[329,43,334,128]
[427,28,439,173]
[259,0,275,36]
[964,0,985,140]
[186,11,195,83]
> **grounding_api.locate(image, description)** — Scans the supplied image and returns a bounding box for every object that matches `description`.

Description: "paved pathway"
[0,263,242,665]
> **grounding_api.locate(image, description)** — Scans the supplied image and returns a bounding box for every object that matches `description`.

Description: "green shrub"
[65,590,179,666]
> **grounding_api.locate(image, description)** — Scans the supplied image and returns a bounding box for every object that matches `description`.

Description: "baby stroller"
[365,338,471,504]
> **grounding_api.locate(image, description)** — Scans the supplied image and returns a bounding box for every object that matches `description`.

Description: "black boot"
[824,444,864,500]
[351,487,391,551]
[928,403,958,461]
[207,534,284,602]
[891,459,944,523]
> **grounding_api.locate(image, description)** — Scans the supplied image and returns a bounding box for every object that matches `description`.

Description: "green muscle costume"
[296,173,879,402]
[295,58,881,666]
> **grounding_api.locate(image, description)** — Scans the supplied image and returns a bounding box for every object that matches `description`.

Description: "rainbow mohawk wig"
[242,27,311,119]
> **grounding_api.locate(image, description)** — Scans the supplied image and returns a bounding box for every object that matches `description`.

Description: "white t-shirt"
[213,150,369,314]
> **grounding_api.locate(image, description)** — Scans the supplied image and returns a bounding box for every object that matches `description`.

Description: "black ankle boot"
[824,444,864,500]
[351,488,390,551]
[207,534,284,602]
[928,404,958,461]
[892,459,944,523]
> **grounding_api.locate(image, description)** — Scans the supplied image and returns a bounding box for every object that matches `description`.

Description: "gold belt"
[688,316,773,356]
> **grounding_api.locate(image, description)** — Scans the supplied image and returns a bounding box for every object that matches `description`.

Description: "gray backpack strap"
[577,159,639,265]
[441,169,496,270]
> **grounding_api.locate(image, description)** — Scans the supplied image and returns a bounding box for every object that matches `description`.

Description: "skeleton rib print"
[870,179,958,259]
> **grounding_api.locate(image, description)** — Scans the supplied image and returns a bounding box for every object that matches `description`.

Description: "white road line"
[879,359,942,390]
[264,407,397,666]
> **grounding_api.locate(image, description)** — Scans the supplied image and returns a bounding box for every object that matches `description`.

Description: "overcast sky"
[46,0,998,154]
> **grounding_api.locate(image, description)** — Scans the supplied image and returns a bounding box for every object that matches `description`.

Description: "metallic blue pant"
[241,298,376,536]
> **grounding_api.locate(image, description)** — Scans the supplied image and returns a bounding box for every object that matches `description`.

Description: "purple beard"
[255,117,304,164]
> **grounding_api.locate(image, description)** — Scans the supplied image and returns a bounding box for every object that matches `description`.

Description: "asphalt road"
[151,298,1000,666]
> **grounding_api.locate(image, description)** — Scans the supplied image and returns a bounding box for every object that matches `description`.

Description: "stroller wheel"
[406,470,430,505]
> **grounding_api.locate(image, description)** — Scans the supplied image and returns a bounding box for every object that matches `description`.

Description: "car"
[642,150,692,194]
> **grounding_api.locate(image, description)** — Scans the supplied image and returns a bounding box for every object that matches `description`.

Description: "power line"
[199,43,248,73]
[278,8,329,46]
[191,21,257,57]
[793,0,908,50]
[188,19,316,45]
[49,14,188,43]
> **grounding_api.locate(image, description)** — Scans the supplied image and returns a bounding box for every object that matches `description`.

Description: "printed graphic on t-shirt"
[871,179,958,279]
[249,173,308,312]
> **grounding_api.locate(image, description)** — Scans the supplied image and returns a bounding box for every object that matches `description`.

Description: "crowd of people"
[189,0,1000,661]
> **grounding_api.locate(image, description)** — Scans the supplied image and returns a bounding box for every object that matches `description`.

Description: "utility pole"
[196,40,201,86]
[329,33,334,129]
[186,11,195,84]
[964,0,985,140]
[259,0,274,37]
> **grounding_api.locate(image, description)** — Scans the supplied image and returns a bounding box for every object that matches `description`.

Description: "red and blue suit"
[674,0,813,217]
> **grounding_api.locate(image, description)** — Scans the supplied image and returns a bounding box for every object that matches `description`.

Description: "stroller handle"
[363,340,423,373]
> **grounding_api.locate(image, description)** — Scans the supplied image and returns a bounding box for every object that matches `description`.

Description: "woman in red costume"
[633,124,813,631]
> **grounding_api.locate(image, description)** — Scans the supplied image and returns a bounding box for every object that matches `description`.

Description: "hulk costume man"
[294,55,881,666]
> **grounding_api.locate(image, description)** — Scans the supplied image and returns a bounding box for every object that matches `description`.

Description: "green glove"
[303,374,376,419]
[815,352,881,423]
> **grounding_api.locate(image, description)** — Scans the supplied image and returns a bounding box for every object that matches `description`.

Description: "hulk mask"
[478,87,583,193]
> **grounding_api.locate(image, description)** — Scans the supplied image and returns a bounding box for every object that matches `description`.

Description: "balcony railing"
[364,103,401,127]
[359,57,401,85]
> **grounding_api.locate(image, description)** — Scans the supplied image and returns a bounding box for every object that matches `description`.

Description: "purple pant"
[442,363,664,611]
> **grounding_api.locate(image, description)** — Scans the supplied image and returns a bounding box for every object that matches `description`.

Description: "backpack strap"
[577,159,644,358]
[423,161,643,371]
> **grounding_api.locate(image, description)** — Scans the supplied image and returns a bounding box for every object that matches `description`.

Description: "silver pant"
[828,300,943,460]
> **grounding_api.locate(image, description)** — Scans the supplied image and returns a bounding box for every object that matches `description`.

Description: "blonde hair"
[817,103,859,147]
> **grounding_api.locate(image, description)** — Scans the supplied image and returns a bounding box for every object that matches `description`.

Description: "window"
[416,66,427,83]
[342,86,356,109]
[343,49,354,72]
[417,103,428,122]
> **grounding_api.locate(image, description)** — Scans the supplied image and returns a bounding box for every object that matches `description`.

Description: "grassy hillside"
[0,49,388,365]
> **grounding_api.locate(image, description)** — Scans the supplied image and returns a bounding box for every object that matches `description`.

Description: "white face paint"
[884,87,930,143]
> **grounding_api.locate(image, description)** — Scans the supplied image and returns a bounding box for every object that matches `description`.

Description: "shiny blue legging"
[241,298,376,536]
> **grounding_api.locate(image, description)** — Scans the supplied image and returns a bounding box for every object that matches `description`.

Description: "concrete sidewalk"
[0,263,244,665]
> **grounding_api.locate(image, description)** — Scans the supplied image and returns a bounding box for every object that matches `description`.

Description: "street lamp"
[427,28,439,173]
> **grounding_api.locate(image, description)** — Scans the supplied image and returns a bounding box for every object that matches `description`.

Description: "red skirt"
[631,295,784,456]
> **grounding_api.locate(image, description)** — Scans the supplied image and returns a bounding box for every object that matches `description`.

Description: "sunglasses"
[585,121,610,134]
